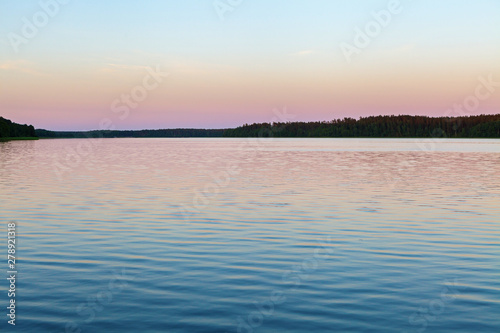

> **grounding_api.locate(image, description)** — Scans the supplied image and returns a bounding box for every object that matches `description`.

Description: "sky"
[0,0,499,130]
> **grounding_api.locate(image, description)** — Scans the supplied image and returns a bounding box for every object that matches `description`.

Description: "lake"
[1,138,499,332]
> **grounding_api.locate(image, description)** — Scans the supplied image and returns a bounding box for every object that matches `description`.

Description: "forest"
[222,114,500,138]
[6,114,500,140]
[35,128,225,138]
[0,117,37,140]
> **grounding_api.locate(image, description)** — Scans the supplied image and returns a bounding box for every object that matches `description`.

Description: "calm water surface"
[1,138,499,332]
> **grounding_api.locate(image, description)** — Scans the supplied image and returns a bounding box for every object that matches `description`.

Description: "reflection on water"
[1,138,499,332]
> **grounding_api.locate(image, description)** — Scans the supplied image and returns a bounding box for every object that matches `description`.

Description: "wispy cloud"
[103,63,151,72]
[290,50,316,57]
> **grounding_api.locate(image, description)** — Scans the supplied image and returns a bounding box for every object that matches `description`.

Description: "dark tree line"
[0,117,36,138]
[222,114,500,138]
[36,128,225,138]
[11,114,500,139]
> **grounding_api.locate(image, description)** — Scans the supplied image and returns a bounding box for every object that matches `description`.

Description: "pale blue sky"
[2,0,498,61]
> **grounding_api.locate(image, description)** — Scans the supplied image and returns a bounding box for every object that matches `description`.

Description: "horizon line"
[34,113,500,132]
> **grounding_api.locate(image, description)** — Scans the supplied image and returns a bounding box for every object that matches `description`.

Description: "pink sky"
[1,1,499,130]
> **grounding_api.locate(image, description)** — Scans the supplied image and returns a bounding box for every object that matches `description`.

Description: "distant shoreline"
[36,114,500,139]
[2,114,499,140]
[34,136,500,142]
